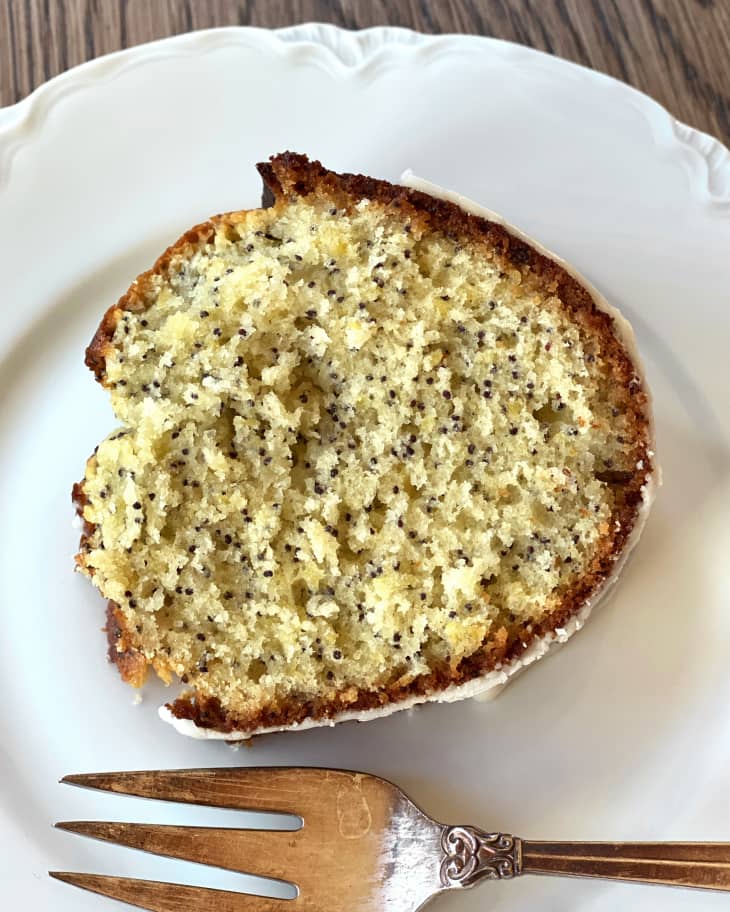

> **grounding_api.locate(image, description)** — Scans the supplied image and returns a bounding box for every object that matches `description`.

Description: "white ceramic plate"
[1,24,729,912]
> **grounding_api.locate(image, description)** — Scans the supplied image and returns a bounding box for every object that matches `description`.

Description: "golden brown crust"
[73,480,148,686]
[78,152,653,735]
[104,601,148,688]
[85,222,217,382]
[71,480,95,544]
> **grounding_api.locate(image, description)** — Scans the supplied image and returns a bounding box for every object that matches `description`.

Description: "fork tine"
[49,872,292,911]
[55,821,303,882]
[60,768,330,814]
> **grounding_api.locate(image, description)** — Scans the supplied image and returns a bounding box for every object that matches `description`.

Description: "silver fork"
[52,767,730,911]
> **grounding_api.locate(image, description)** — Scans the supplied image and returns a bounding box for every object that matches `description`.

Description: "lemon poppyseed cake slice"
[74,153,656,739]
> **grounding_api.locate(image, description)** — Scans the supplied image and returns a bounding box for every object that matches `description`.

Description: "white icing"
[159,172,659,740]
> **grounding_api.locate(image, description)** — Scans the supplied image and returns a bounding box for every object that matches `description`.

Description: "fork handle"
[439,827,730,892]
[521,840,730,891]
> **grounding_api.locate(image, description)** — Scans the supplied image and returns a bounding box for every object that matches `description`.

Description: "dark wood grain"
[1,0,728,144]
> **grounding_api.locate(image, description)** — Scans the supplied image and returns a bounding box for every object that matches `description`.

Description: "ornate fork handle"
[439,826,522,887]
[440,826,730,892]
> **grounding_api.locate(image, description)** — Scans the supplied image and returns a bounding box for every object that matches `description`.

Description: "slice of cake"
[74,153,656,739]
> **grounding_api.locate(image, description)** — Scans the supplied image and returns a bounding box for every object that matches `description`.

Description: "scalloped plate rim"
[0,24,728,205]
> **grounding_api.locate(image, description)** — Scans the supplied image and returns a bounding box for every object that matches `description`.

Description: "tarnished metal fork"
[52,767,730,911]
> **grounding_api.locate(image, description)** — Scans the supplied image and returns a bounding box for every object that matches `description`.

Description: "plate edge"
[0,24,728,207]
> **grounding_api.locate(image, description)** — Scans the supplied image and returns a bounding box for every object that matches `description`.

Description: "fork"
[52,767,730,911]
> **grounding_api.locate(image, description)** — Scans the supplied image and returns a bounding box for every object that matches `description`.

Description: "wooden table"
[1,0,728,144]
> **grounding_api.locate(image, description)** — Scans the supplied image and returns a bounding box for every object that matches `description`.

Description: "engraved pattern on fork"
[439,825,523,887]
